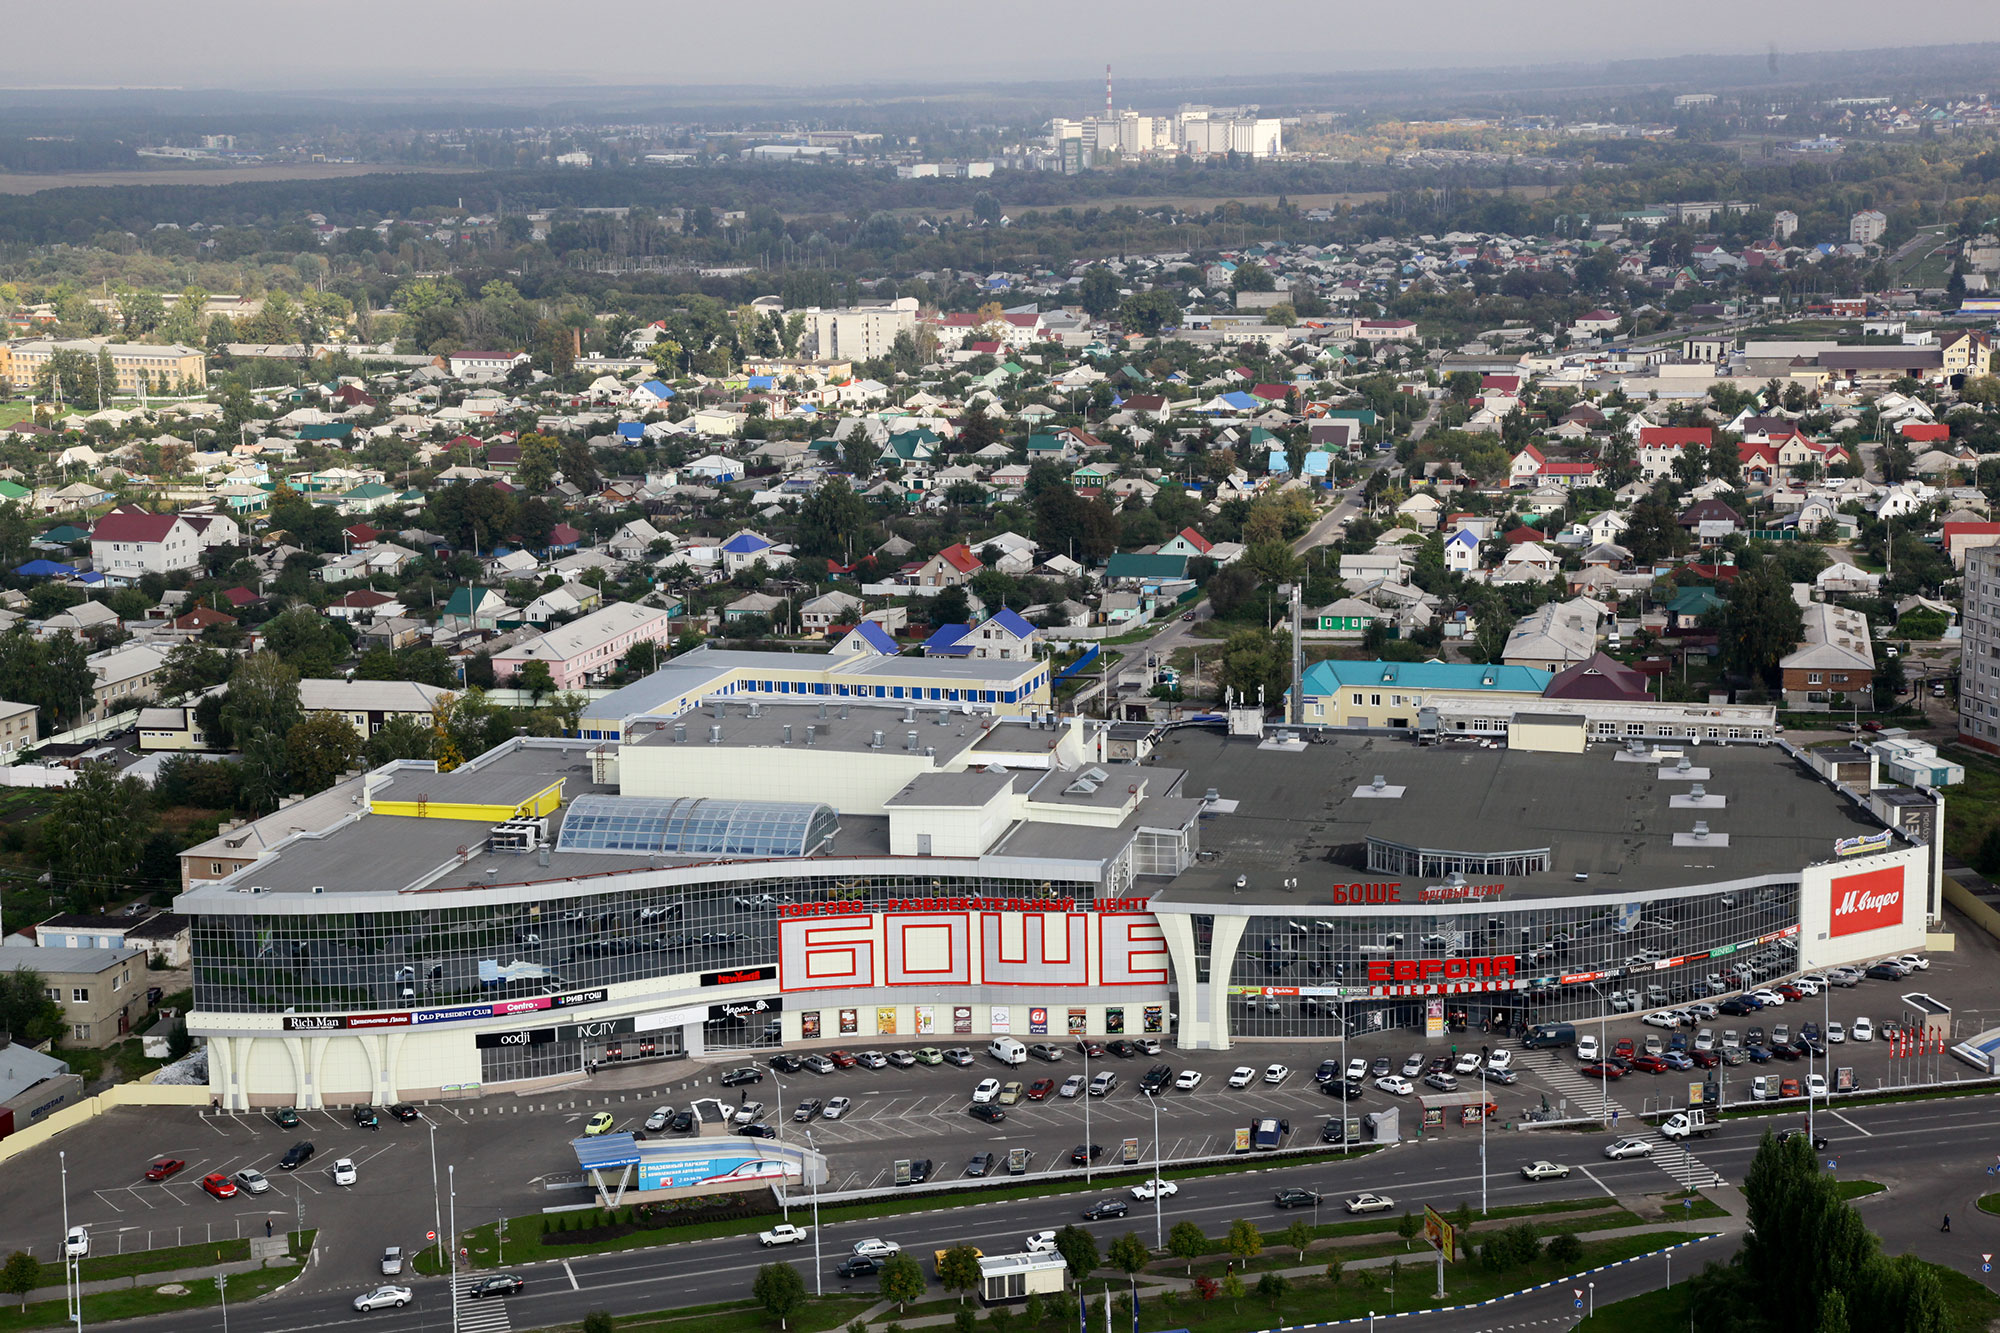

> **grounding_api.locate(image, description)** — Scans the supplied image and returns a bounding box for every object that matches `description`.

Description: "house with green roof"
[1292,657,1547,729]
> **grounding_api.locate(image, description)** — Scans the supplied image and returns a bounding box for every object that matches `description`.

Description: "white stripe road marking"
[1832,1112,1873,1136]
[562,1260,579,1291]
[1575,1166,1617,1199]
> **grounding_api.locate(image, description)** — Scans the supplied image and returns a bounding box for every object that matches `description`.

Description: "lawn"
[0,402,32,429]
[1831,1180,1885,1202]
[1577,1258,2000,1333]
[1654,1191,1729,1221]
[0,1233,311,1330]
[1938,743,2000,862]
[431,1147,1395,1273]
[31,1237,256,1289]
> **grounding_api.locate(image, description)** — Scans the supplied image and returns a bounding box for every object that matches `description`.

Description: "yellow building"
[2,339,208,395]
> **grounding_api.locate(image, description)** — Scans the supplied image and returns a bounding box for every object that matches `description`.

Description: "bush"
[582,1312,614,1333]
[1545,1233,1585,1269]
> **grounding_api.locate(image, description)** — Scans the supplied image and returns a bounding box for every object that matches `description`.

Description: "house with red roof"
[906,542,982,589]
[1943,521,2000,568]
[1160,527,1214,558]
[89,510,200,577]
[1899,421,1950,443]
[1508,444,1545,486]
[1540,461,1599,489]
[930,310,1047,350]
[1249,384,1293,402]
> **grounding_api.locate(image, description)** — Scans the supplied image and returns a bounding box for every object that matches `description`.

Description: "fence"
[0,1081,211,1167]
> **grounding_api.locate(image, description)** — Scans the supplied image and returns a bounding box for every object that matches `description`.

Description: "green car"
[273,1107,301,1128]
[913,1047,944,1066]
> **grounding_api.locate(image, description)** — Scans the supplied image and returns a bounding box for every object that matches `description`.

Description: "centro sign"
[1367,956,1518,984]
[1829,865,1904,938]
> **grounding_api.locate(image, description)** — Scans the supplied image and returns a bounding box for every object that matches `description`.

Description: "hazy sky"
[15,1,2000,92]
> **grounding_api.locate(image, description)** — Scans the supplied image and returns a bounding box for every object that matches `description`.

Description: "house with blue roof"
[630,380,676,408]
[832,620,901,657]
[1443,528,1482,574]
[1291,657,1548,729]
[921,623,973,657]
[616,422,646,442]
[718,529,792,575]
[962,607,1040,660]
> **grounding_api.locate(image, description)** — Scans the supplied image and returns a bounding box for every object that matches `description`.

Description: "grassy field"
[0,401,32,428]
[1831,1180,1885,1202]
[604,1298,874,1333]
[1938,743,2000,863]
[0,1233,311,1330]
[1578,1259,2000,1333]
[31,1237,254,1289]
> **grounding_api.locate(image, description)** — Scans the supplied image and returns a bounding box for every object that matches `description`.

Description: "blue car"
[1745,1045,1773,1063]
[1661,1052,1694,1071]
[1737,994,1766,1011]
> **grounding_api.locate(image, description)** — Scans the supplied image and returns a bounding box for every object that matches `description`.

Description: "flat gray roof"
[634,700,991,762]
[885,770,1015,808]
[1146,730,1889,904]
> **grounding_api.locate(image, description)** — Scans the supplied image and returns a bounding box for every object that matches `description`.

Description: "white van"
[1750,1075,1771,1101]
[987,1037,1028,1067]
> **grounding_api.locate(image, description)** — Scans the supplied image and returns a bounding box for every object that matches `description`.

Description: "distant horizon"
[9,7,2000,101]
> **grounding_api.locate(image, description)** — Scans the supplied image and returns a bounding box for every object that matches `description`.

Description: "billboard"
[1423,1206,1457,1263]
[1829,865,1904,938]
[635,1152,799,1192]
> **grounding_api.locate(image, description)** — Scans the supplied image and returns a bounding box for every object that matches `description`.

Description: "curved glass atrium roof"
[555,795,839,860]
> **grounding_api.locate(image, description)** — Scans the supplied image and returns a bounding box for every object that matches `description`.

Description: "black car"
[1777,1129,1830,1151]
[1082,1199,1129,1220]
[272,1107,301,1128]
[669,1110,696,1132]
[1718,999,1753,1016]
[966,1152,996,1178]
[768,1054,803,1074]
[279,1141,315,1171]
[351,1105,379,1129]
[836,1256,882,1280]
[469,1275,525,1299]
[1319,1117,1347,1145]
[793,1100,823,1122]
[1105,1040,1139,1058]
[389,1104,419,1122]
[1139,1064,1173,1094]
[720,1068,763,1087]
[1865,964,1902,980]
[737,1123,778,1138]
[1071,1143,1104,1165]
[1769,1042,1800,1062]
[1273,1187,1321,1209]
[1322,1079,1364,1101]
[906,1159,933,1184]
[1796,1038,1826,1058]
[1314,1059,1340,1084]
[969,1103,1006,1123]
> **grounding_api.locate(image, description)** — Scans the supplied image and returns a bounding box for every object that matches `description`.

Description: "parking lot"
[4,916,1994,1286]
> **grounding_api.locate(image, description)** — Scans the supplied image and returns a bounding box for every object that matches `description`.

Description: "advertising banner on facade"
[1143,1005,1163,1034]
[1106,1006,1125,1034]
[915,1005,935,1036]
[1029,1007,1048,1035]
[1067,1008,1087,1035]
[954,1006,973,1035]
[875,1006,897,1036]
[635,1151,799,1192]
[838,1008,858,1035]
[801,1012,821,1040]
[990,1005,1010,1033]
[1425,998,1445,1038]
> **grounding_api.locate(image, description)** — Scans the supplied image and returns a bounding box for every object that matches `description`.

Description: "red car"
[828,1050,858,1069]
[200,1173,238,1200]
[1628,1054,1669,1074]
[1075,1040,1107,1059]
[1026,1079,1055,1101]
[1579,1062,1626,1080]
[1611,1039,1636,1061]
[1775,985,1804,1002]
[1690,1049,1720,1069]
[144,1158,186,1182]
[1779,1078,1803,1098]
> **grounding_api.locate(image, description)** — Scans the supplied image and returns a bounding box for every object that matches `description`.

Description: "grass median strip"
[0,1233,313,1331]
[431,1147,1397,1271]
[29,1238,255,1290]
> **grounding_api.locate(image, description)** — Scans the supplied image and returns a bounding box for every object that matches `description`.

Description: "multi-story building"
[1961,546,2000,753]
[89,510,202,577]
[1773,210,1799,241]
[0,340,206,395]
[0,946,148,1047]
[795,300,920,362]
[1850,210,1888,245]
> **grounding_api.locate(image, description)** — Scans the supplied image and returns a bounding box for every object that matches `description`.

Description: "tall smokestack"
[1106,64,1113,121]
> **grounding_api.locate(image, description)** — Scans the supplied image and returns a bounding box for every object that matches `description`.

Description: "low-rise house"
[490,601,677,690]
[85,643,164,723]
[89,510,201,577]
[1502,602,1599,673]
[1779,602,1873,711]
[0,946,147,1047]
[298,679,448,737]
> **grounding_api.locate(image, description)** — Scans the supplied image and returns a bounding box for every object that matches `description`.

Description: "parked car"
[1227,1066,1256,1088]
[968,1103,1006,1124]
[279,1143,315,1171]
[1374,1075,1414,1096]
[144,1158,186,1182]
[966,1152,995,1178]
[331,1158,358,1186]
[1058,1074,1086,1098]
[584,1112,615,1135]
[1853,1017,1874,1041]
[720,1067,763,1086]
[200,1173,238,1199]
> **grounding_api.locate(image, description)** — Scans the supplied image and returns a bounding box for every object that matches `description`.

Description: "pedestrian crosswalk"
[454,1279,512,1333]
[1651,1139,1724,1192]
[1515,1051,1634,1121]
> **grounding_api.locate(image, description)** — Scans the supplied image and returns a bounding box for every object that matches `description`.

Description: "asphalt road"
[73,1088,2000,1333]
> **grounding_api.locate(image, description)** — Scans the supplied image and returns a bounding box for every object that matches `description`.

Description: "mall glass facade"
[1223,882,1800,1039]
[190,870,1101,1016]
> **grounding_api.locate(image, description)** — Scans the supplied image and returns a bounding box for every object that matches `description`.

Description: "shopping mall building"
[177,659,1943,1109]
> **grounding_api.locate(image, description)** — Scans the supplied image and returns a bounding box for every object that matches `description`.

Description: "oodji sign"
[1829,865,1904,937]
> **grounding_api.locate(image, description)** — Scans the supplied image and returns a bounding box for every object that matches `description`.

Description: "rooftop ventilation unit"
[805,725,816,746]
[710,725,723,745]
[782,725,793,746]
[1692,820,1710,840]
[906,731,919,752]
[1372,774,1388,791]
[1689,783,1706,800]
[871,730,884,749]
[673,723,686,745]
[748,702,761,718]
[904,706,916,723]
[1676,756,1693,773]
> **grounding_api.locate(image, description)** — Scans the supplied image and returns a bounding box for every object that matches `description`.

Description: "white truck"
[759,1223,810,1247]
[1660,1109,1715,1141]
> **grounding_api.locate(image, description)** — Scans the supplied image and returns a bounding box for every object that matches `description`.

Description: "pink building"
[490,601,676,690]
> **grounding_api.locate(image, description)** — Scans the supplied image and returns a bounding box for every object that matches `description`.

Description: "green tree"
[937,1246,983,1305]
[581,1311,614,1333]
[1544,1233,1583,1269]
[42,762,151,911]
[877,1253,925,1313]
[796,478,870,562]
[219,651,302,749]
[1254,1271,1288,1310]
[1119,290,1183,336]
[0,971,65,1046]
[1167,1221,1207,1275]
[1220,1272,1245,1314]
[364,713,434,767]
[155,643,234,700]
[0,1251,38,1309]
[516,659,556,703]
[1217,628,1290,708]
[1396,1211,1421,1248]
[751,1261,807,1330]
[1717,565,1806,682]
[1053,1226,1100,1283]
[1225,1218,1263,1265]
[841,436,881,480]
[1231,264,1276,293]
[284,714,361,796]
[1078,268,1122,320]
[1323,1255,1343,1287]
[953,1310,977,1333]
[1282,1218,1313,1262]
[1204,563,1259,618]
[260,608,352,680]
[1244,539,1303,586]
[1107,1233,1150,1289]
[515,433,563,494]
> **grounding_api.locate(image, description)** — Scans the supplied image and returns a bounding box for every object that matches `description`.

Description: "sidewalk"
[58,1254,293,1298]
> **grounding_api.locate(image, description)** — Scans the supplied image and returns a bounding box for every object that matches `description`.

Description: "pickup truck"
[1659,1110,1715,1141]
[758,1224,810,1247]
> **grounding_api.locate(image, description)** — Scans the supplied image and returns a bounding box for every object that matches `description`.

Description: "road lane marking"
[562,1260,579,1290]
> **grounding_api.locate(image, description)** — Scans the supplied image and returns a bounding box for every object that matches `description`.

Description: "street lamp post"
[449,1165,460,1333]
[806,1128,823,1297]
[1147,1090,1164,1250]
[1082,1043,1092,1182]
[1340,996,1350,1156]
[61,1150,80,1333]
[428,1121,446,1275]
